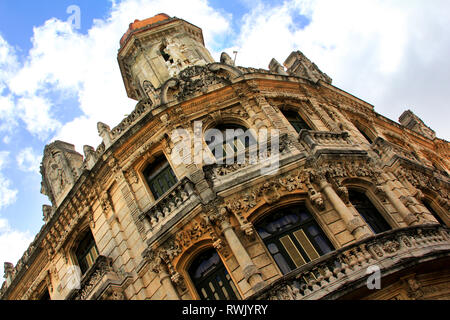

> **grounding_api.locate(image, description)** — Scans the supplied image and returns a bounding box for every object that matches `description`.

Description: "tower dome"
[118,13,215,100]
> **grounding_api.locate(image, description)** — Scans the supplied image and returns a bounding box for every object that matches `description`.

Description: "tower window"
[255,205,333,275]
[188,249,240,300]
[348,190,391,234]
[75,230,99,275]
[281,110,311,133]
[143,156,178,200]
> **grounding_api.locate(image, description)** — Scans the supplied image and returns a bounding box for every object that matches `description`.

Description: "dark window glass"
[356,126,373,144]
[282,110,311,133]
[39,289,50,300]
[160,46,173,63]
[188,249,239,300]
[144,156,178,200]
[206,124,256,160]
[256,205,334,275]
[423,200,444,225]
[75,231,99,275]
[348,190,391,234]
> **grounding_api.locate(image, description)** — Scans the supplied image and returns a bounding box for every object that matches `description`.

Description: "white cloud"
[0,151,18,210]
[0,95,17,134]
[5,0,232,152]
[0,35,19,94]
[226,0,450,139]
[0,218,33,278]
[16,148,42,173]
[16,96,62,141]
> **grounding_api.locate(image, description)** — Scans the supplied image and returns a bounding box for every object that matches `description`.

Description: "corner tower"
[118,13,215,101]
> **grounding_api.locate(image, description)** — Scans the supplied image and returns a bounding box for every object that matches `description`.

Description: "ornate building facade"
[1,14,449,301]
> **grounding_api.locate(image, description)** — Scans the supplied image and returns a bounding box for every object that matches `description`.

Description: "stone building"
[1,13,449,301]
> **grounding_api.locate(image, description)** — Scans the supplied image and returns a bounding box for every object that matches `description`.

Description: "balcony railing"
[69,255,114,300]
[139,177,197,237]
[249,224,450,300]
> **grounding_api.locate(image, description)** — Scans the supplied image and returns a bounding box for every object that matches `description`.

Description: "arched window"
[255,205,333,275]
[205,124,256,160]
[348,190,391,234]
[356,125,373,144]
[74,230,99,275]
[188,249,240,300]
[143,155,178,200]
[281,110,311,133]
[422,199,444,225]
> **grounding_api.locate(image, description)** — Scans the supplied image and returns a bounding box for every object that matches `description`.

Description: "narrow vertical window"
[143,156,178,200]
[356,126,373,144]
[423,199,444,225]
[75,230,99,275]
[348,190,391,234]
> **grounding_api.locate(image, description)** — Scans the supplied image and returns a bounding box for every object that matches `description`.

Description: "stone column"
[215,209,266,293]
[146,250,180,300]
[159,268,180,300]
[319,180,371,240]
[379,172,419,226]
[381,185,418,226]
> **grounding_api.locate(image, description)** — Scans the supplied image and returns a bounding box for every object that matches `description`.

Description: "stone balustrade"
[299,130,355,153]
[249,224,450,300]
[69,255,115,300]
[110,99,152,140]
[139,177,197,236]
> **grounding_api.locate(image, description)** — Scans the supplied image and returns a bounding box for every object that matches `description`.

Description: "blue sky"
[0,0,449,278]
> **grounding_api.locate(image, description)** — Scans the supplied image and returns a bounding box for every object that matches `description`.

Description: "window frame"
[142,155,178,201]
[254,204,335,275]
[205,123,257,163]
[73,229,99,275]
[348,189,392,234]
[187,248,241,301]
[280,109,312,133]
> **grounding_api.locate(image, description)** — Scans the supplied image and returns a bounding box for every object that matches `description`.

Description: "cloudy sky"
[0,0,449,278]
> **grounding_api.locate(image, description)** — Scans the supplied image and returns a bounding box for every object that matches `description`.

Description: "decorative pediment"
[160,64,234,104]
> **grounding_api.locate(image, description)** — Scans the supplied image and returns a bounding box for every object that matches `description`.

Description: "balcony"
[139,177,199,241]
[249,225,450,300]
[371,137,421,166]
[68,255,131,300]
[299,130,364,156]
